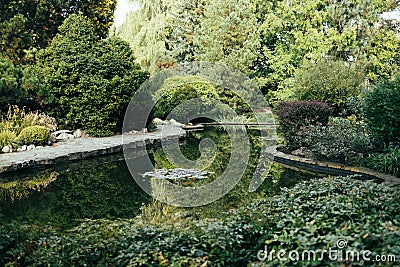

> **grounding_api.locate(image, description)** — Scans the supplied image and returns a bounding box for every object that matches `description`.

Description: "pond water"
[0,129,327,230]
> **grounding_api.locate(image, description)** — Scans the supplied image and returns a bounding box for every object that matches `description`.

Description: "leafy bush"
[0,129,17,149]
[36,15,148,137]
[246,176,400,266]
[17,126,50,146]
[364,77,400,146]
[362,146,400,177]
[153,75,220,122]
[339,95,365,121]
[274,100,333,149]
[0,57,48,114]
[294,59,365,112]
[300,118,372,164]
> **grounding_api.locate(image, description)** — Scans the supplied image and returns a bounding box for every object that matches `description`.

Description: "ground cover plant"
[0,176,398,266]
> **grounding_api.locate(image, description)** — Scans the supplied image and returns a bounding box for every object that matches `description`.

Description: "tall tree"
[0,0,117,64]
[117,0,260,74]
[115,0,173,74]
[252,0,400,95]
[192,0,260,74]
[164,0,209,62]
[36,14,148,136]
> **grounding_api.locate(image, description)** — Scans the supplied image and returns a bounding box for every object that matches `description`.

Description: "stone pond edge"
[0,126,186,175]
[1,127,399,188]
[272,148,400,188]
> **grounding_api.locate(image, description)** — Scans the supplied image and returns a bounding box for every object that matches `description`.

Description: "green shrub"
[246,176,400,266]
[17,126,50,146]
[0,129,17,149]
[36,15,148,137]
[364,77,400,146]
[274,100,333,149]
[153,75,220,122]
[339,95,365,120]
[301,117,372,164]
[0,57,27,112]
[362,146,400,177]
[294,59,365,112]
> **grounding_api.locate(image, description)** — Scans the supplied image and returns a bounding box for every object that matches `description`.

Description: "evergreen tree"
[193,0,260,74]
[165,0,209,62]
[0,0,117,64]
[36,14,148,136]
[0,56,46,113]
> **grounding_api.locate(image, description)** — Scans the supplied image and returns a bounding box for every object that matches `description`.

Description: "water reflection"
[1,129,325,229]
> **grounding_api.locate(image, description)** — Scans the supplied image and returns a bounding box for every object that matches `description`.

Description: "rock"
[2,146,11,153]
[169,119,184,127]
[56,132,75,141]
[73,129,85,138]
[36,146,44,149]
[50,133,57,143]
[291,147,305,157]
[52,130,73,136]
[17,145,27,152]
[140,128,148,133]
[52,130,76,141]
[125,130,138,135]
[153,118,167,125]
[27,144,35,150]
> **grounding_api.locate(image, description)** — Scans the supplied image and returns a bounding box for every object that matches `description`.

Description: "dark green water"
[0,129,324,230]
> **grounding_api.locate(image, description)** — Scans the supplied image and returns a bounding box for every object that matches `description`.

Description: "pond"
[0,129,328,230]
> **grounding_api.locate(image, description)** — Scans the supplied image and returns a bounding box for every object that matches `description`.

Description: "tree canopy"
[252,0,400,94]
[0,0,117,64]
[116,0,260,74]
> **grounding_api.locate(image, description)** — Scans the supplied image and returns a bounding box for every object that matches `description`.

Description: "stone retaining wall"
[273,149,400,187]
[0,126,186,176]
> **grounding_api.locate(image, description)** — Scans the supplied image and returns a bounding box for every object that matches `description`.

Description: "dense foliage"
[1,176,398,266]
[246,176,400,266]
[116,0,260,74]
[0,58,46,113]
[293,59,365,112]
[364,77,400,146]
[0,0,117,64]
[36,15,148,136]
[17,125,50,146]
[253,0,399,95]
[153,75,219,121]
[274,101,333,149]
[300,118,372,164]
[362,145,400,177]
